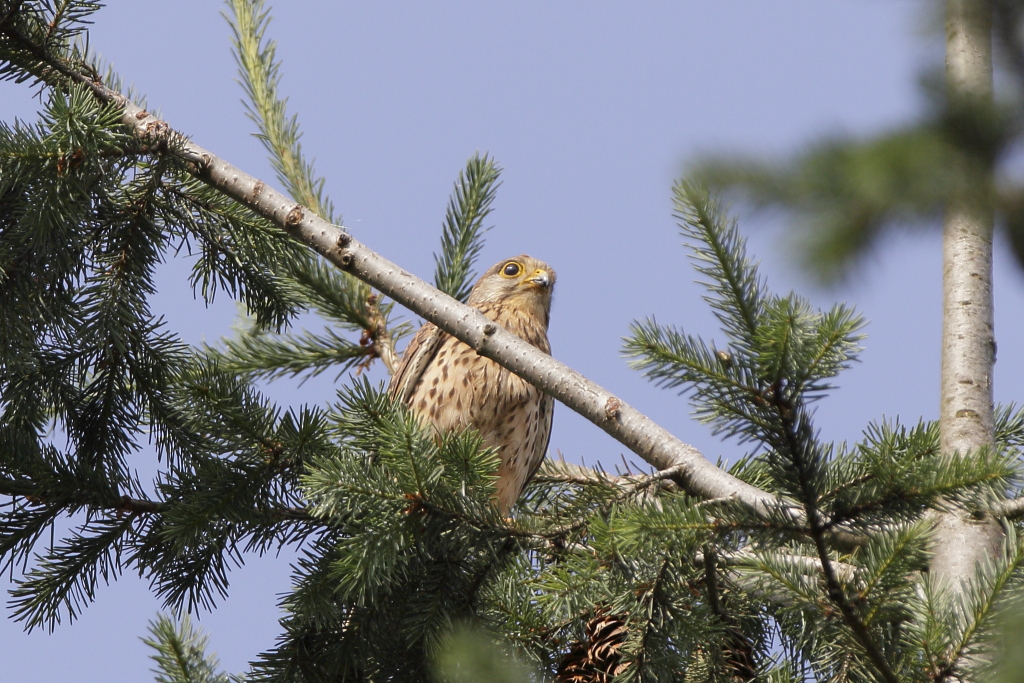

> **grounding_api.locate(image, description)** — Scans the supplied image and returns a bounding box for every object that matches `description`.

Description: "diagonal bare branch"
[3,26,805,528]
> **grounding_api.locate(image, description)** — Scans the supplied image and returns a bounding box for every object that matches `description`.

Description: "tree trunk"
[931,0,1003,594]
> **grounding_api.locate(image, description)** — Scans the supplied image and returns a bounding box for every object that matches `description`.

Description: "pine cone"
[555,613,630,683]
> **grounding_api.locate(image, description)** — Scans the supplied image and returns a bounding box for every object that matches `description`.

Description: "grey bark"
[931,0,1004,595]
[990,496,1024,520]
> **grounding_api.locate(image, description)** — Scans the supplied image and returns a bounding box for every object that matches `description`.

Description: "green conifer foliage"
[3,3,1024,683]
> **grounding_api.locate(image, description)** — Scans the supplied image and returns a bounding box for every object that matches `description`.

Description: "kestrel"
[389,255,556,514]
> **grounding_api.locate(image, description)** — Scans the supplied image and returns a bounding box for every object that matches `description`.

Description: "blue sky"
[3,2,1024,680]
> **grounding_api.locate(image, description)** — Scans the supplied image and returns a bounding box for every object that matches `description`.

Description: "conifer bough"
[24,42,801,523]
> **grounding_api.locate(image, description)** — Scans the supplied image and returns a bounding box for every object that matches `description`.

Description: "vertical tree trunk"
[931,0,1003,593]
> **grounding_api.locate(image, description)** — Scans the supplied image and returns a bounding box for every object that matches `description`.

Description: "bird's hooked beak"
[527,269,552,289]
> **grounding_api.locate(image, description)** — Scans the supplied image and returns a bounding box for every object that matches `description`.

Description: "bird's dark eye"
[502,262,522,277]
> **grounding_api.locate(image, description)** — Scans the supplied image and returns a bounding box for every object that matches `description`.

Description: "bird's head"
[467,255,556,324]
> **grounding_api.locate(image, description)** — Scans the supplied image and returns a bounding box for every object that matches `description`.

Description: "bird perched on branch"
[389,255,556,514]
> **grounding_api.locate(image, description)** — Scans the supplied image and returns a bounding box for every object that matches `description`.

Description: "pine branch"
[718,548,860,585]
[158,176,305,330]
[0,19,802,527]
[0,0,100,87]
[225,0,336,223]
[799,451,900,683]
[673,180,765,355]
[224,0,401,373]
[736,313,900,681]
[534,458,683,497]
[970,407,1024,519]
[292,383,534,675]
[940,527,1024,682]
[821,420,1015,532]
[808,527,900,683]
[8,515,135,631]
[854,522,930,626]
[434,153,500,302]
[703,546,761,682]
[144,613,241,683]
[207,324,373,381]
[624,318,781,444]
[627,186,864,454]
[693,128,954,281]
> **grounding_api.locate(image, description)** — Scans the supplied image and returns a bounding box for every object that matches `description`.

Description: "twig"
[989,496,1024,520]
[709,548,860,584]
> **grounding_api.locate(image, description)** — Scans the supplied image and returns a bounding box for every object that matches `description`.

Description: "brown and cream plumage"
[389,255,556,514]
